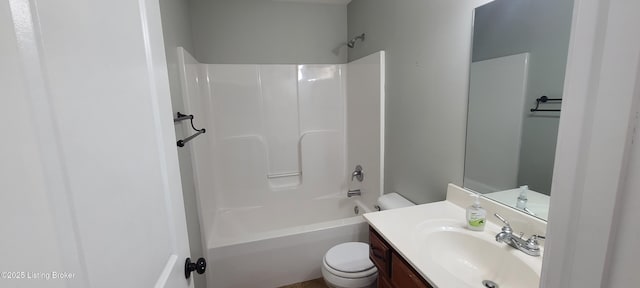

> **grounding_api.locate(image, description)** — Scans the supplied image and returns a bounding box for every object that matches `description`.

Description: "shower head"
[347,33,365,48]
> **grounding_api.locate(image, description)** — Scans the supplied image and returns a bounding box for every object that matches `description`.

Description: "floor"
[279,278,329,288]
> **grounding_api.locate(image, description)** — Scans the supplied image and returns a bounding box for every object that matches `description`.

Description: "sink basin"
[414,220,541,288]
[363,200,545,288]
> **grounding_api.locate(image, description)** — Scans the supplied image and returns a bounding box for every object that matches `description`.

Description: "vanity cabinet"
[369,227,433,288]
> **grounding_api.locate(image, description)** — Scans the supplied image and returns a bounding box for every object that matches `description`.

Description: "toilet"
[322,242,377,288]
[321,193,415,288]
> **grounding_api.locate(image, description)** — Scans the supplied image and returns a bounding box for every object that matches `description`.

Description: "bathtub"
[206,196,374,288]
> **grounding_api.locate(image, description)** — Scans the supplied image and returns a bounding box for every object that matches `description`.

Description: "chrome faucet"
[347,189,361,197]
[351,165,364,182]
[493,213,545,257]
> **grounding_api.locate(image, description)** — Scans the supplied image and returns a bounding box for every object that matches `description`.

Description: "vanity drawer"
[369,227,391,276]
[391,252,433,288]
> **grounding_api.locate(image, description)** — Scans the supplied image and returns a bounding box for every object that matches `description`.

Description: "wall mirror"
[464,0,574,221]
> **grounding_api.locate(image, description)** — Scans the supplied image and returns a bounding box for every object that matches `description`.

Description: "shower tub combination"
[208,197,373,287]
[177,48,385,287]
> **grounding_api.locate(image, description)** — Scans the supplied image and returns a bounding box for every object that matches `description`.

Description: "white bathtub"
[206,197,373,288]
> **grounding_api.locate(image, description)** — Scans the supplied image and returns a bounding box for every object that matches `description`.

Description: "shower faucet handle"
[351,165,364,182]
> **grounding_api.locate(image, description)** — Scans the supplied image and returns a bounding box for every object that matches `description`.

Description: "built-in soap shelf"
[266,172,301,179]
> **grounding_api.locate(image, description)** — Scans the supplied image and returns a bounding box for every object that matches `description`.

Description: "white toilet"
[321,193,415,288]
[322,242,377,288]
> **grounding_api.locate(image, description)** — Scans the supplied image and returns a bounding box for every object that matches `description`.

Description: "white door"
[0,1,193,288]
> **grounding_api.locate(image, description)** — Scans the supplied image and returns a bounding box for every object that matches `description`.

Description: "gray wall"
[189,0,348,64]
[158,1,206,288]
[472,0,573,194]
[348,0,492,204]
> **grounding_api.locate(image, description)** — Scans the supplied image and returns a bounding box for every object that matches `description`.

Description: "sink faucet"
[493,213,545,257]
[347,189,361,197]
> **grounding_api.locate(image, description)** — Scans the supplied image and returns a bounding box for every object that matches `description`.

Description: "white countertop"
[363,200,542,288]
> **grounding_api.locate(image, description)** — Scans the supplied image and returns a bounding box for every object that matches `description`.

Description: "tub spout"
[347,189,361,197]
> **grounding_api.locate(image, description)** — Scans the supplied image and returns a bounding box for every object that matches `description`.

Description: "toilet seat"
[323,242,377,278]
[323,258,377,279]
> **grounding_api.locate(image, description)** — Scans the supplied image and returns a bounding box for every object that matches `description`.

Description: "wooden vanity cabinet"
[390,253,431,288]
[369,226,391,277]
[369,227,433,288]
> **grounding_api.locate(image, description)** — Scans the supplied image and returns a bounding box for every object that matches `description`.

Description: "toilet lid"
[325,242,374,273]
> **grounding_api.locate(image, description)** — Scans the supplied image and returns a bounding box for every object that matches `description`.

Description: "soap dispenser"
[466,194,486,231]
[516,185,529,210]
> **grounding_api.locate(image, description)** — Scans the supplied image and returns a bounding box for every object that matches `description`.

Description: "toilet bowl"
[321,242,377,288]
[322,193,415,288]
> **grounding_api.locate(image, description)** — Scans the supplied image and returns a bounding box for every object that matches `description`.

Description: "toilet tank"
[377,193,415,210]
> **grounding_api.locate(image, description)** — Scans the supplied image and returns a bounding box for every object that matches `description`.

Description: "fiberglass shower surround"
[177,47,386,233]
[206,63,345,194]
[180,55,385,210]
[178,49,385,287]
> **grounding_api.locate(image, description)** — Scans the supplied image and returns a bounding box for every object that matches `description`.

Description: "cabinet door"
[391,252,433,288]
[369,228,391,276]
[377,274,393,288]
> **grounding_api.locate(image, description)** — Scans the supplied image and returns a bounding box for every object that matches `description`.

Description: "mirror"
[464,0,574,220]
